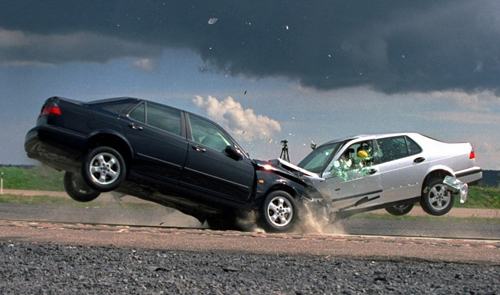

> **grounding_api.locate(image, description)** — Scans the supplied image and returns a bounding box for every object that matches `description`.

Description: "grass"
[459,186,500,209]
[0,166,64,191]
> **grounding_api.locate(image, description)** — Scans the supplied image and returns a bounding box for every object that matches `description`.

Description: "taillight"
[39,104,62,119]
[469,149,476,159]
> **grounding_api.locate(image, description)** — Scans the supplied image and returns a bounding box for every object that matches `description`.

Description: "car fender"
[85,129,135,163]
[422,164,455,189]
[254,169,309,208]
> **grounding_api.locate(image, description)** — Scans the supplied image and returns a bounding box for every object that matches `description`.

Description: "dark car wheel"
[63,172,101,202]
[260,191,297,233]
[385,203,414,216]
[81,146,126,192]
[421,178,454,216]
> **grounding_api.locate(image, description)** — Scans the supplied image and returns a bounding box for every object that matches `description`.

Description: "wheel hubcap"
[429,184,451,211]
[89,152,120,185]
[267,196,293,227]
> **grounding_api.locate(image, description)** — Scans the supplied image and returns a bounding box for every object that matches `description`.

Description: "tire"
[385,203,414,216]
[260,191,298,233]
[81,146,126,192]
[63,172,100,202]
[421,178,454,216]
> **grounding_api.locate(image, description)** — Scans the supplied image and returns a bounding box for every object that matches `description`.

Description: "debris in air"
[208,18,218,25]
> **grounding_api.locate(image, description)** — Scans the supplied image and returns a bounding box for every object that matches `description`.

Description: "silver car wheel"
[267,196,293,227]
[428,183,451,211]
[88,152,121,185]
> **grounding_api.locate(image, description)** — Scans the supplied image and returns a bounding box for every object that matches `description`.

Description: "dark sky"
[1,0,500,95]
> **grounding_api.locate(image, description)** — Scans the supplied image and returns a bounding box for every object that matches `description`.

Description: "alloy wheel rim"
[428,184,451,211]
[89,152,120,185]
[267,196,293,227]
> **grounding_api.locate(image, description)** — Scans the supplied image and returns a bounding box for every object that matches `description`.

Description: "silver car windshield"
[297,141,344,174]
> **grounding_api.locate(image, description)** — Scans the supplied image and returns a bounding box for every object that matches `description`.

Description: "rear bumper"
[25,125,87,172]
[455,166,482,185]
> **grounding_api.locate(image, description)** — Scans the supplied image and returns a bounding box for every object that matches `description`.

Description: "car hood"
[253,158,321,185]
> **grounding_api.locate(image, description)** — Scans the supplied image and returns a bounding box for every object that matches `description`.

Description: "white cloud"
[410,110,500,125]
[193,95,281,142]
[427,90,500,111]
[0,28,29,47]
[131,58,159,72]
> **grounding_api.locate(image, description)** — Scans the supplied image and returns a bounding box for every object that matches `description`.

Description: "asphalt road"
[1,202,499,240]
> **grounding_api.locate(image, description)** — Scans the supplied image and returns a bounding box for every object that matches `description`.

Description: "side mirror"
[225,145,243,161]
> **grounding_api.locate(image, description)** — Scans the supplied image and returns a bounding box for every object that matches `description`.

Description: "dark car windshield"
[297,141,344,174]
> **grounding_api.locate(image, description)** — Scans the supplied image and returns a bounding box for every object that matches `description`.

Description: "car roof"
[321,132,423,146]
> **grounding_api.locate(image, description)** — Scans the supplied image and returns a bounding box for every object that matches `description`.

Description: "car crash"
[25,97,482,232]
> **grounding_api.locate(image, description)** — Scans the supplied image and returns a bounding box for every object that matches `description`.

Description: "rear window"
[406,136,422,156]
[91,99,136,115]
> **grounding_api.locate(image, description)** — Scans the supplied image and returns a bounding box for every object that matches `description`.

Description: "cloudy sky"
[1,0,500,169]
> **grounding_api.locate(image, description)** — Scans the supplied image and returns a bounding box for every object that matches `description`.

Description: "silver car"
[281,133,482,219]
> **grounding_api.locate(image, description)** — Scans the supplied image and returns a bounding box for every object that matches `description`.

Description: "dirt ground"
[4,189,500,218]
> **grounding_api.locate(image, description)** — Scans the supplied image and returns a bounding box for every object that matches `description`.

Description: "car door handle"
[128,123,143,130]
[368,169,377,175]
[192,145,206,152]
[414,157,425,163]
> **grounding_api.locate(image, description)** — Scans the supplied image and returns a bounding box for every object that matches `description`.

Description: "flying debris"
[208,18,218,25]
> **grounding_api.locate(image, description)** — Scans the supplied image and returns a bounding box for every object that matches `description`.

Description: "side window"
[146,103,181,136]
[338,140,375,169]
[377,136,409,163]
[129,102,145,123]
[189,115,232,152]
[405,136,422,156]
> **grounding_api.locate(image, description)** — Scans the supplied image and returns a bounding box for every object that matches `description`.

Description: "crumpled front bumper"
[444,176,468,204]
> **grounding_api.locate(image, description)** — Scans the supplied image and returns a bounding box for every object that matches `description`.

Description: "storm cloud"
[1,0,500,95]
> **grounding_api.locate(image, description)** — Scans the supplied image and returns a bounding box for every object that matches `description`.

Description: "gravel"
[1,242,498,295]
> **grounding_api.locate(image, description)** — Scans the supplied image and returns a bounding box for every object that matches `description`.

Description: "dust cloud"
[233,203,346,235]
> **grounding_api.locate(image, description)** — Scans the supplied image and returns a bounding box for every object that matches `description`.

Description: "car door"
[321,139,383,212]
[180,114,255,203]
[376,135,429,204]
[120,102,188,184]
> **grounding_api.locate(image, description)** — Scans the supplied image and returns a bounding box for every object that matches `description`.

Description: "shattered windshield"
[297,141,344,174]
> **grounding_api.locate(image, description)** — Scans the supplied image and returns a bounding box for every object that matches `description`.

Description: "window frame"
[186,113,248,156]
[127,101,184,137]
[376,135,422,164]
